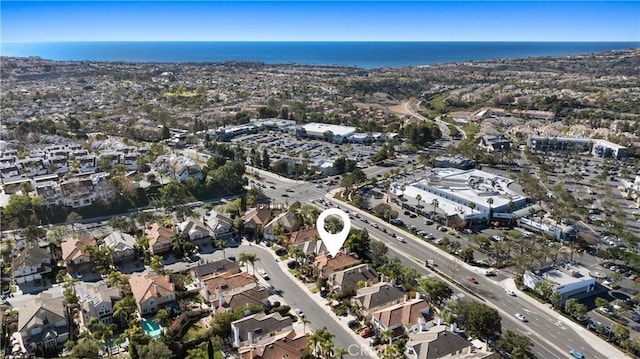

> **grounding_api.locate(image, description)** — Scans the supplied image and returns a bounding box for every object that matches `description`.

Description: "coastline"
[2,41,638,69]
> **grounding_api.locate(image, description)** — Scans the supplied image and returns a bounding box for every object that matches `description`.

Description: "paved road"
[249,158,631,358]
[169,245,374,358]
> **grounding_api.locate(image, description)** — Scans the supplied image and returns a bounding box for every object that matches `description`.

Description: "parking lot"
[231,131,384,170]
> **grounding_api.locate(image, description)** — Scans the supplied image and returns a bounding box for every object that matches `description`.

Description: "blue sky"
[1,1,639,42]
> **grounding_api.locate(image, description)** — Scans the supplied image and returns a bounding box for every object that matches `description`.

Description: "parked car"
[347,320,359,329]
[294,308,305,317]
[598,306,613,316]
[359,327,374,338]
[369,337,381,346]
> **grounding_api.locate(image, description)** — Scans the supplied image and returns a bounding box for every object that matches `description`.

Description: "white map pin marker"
[317,208,351,257]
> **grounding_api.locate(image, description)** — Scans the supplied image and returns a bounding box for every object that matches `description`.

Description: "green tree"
[161,125,170,139]
[3,194,37,227]
[595,297,609,309]
[113,295,137,327]
[308,327,334,358]
[155,307,173,328]
[150,255,165,273]
[496,330,533,358]
[345,228,370,259]
[262,148,270,170]
[459,247,474,263]
[71,338,101,359]
[418,277,453,308]
[449,301,501,341]
[48,226,69,245]
[239,252,259,276]
[614,325,630,342]
[370,240,389,268]
[138,339,173,359]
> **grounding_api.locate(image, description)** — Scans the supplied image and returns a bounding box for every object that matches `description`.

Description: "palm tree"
[107,270,122,288]
[486,198,494,224]
[468,202,476,228]
[113,296,137,328]
[300,316,310,334]
[381,329,394,345]
[415,194,422,212]
[214,239,226,258]
[431,198,440,220]
[508,200,515,227]
[308,327,334,358]
[334,347,348,359]
[239,252,259,276]
[289,245,306,264]
[150,255,165,273]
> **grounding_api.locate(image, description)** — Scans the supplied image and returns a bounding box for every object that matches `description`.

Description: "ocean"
[1,41,638,69]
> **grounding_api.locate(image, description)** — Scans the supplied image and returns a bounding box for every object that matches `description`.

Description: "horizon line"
[4,40,640,44]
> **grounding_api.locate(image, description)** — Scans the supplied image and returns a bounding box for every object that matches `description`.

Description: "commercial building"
[433,155,476,170]
[391,168,528,223]
[294,123,357,144]
[523,263,596,305]
[527,136,627,159]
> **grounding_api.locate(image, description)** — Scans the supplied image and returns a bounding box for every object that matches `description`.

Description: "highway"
[254,168,627,359]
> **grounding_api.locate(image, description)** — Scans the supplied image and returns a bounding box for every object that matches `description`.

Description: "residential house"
[352,282,406,317]
[153,155,203,182]
[327,263,378,295]
[203,210,235,240]
[103,231,136,263]
[478,136,513,153]
[145,222,175,256]
[177,218,211,243]
[231,312,293,348]
[241,207,272,238]
[405,324,497,359]
[190,259,241,284]
[288,227,319,245]
[18,292,69,352]
[170,156,203,182]
[61,236,96,275]
[295,238,327,257]
[12,243,52,289]
[200,271,257,305]
[238,331,309,359]
[77,282,121,327]
[216,286,271,313]
[372,297,432,340]
[129,272,176,315]
[59,177,96,208]
[264,212,300,241]
[313,252,360,279]
[35,182,60,207]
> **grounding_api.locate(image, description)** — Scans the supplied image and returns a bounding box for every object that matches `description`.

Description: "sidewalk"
[247,240,377,358]
[502,278,631,359]
[246,166,305,184]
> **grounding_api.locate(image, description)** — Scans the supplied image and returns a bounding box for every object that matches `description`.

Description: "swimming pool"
[142,319,162,339]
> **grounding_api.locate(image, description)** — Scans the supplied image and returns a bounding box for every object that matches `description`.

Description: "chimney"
[437,317,444,325]
[390,279,396,287]
[451,323,457,333]
[248,331,254,344]
[403,294,408,302]
[415,292,421,300]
